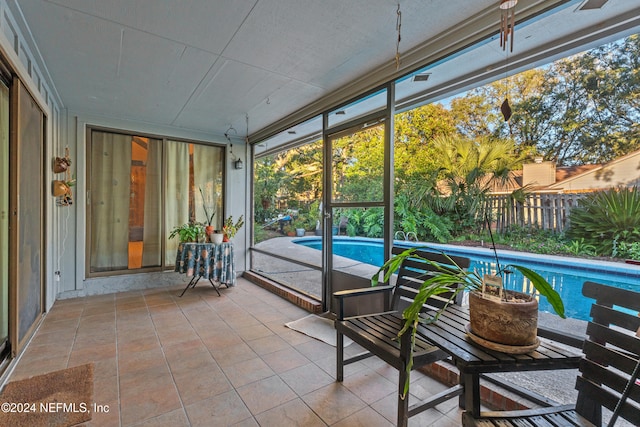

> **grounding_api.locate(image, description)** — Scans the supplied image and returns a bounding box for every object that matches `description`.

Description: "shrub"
[567,187,640,256]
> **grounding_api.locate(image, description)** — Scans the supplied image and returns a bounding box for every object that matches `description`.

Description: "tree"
[449,34,640,165]
[427,134,524,233]
[394,104,457,180]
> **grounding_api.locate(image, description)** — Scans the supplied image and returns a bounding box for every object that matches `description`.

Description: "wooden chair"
[462,281,640,426]
[334,246,470,427]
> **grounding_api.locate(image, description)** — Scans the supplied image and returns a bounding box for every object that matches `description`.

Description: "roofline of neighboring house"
[547,148,640,189]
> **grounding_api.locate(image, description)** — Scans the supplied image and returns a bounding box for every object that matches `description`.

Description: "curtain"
[142,139,162,267]
[165,141,190,264]
[193,144,223,229]
[90,131,131,271]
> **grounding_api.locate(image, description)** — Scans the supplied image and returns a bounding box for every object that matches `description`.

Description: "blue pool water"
[294,237,640,321]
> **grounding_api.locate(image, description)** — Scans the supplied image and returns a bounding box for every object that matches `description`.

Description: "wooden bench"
[334,246,470,427]
[462,281,640,426]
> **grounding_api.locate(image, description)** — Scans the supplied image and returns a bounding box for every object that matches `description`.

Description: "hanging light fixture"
[499,0,517,52]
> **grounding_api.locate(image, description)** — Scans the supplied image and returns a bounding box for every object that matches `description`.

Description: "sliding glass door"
[0,78,9,359]
[13,80,45,348]
[87,129,225,275]
[323,86,394,308]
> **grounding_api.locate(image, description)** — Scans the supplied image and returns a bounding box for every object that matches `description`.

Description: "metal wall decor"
[499,0,517,52]
[52,146,74,206]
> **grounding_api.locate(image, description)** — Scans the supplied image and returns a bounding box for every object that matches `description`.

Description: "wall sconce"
[234,158,243,169]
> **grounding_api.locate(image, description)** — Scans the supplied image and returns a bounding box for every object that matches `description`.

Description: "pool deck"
[253,235,640,299]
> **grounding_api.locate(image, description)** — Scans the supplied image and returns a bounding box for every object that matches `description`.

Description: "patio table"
[174,242,235,297]
[417,304,582,421]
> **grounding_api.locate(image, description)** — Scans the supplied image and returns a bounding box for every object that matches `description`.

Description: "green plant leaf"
[508,264,566,318]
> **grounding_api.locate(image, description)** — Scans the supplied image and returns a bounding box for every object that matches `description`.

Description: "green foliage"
[169,222,202,243]
[448,35,640,165]
[496,226,567,255]
[372,247,565,397]
[567,187,640,256]
[613,241,640,261]
[425,134,524,234]
[563,238,597,256]
[340,208,383,238]
[393,194,453,243]
[253,223,269,244]
[223,215,244,238]
[199,187,216,226]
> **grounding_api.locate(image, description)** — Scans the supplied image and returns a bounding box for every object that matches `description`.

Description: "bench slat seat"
[334,246,470,427]
[463,281,640,427]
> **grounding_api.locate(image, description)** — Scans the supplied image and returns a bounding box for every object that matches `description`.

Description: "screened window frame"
[85,126,226,278]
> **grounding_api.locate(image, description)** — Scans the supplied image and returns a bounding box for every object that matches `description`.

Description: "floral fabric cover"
[175,242,235,286]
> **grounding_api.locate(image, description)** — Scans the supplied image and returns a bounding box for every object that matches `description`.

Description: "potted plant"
[169,222,202,243]
[222,215,244,241]
[373,246,565,353]
[292,216,306,237]
[199,187,216,239]
[282,224,295,237]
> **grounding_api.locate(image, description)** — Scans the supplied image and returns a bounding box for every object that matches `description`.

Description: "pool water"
[295,237,640,321]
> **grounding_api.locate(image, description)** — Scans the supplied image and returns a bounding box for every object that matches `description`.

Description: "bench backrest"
[577,281,640,425]
[389,246,470,312]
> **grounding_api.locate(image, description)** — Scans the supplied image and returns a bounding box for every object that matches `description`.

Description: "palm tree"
[428,134,525,232]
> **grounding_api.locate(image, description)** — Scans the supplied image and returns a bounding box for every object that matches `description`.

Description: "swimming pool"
[294,237,640,321]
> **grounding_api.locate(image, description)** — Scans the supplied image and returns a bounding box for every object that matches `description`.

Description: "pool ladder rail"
[394,231,418,242]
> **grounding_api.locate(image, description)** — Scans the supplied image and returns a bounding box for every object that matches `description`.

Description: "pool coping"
[293,236,640,279]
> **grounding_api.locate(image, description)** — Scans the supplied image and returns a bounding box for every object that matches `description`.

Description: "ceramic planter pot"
[211,233,224,244]
[53,156,71,173]
[468,290,538,347]
[52,180,71,197]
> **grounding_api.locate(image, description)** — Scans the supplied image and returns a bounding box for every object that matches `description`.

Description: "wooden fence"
[485,193,586,233]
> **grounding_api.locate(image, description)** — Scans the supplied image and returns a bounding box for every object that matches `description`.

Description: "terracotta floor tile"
[118,347,167,375]
[172,367,233,404]
[127,408,190,427]
[331,406,395,427]
[236,324,276,342]
[6,279,465,427]
[69,341,117,364]
[342,369,397,404]
[9,354,70,380]
[245,334,290,356]
[184,390,252,427]
[87,399,120,427]
[208,341,257,368]
[118,335,161,354]
[254,398,325,427]
[259,348,310,374]
[301,382,367,425]
[220,357,274,388]
[279,362,334,396]
[36,317,80,334]
[119,370,181,425]
[236,375,297,415]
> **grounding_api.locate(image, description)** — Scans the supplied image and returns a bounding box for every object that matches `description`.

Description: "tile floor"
[8,277,463,426]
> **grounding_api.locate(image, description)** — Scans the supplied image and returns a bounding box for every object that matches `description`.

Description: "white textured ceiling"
[14,0,640,142]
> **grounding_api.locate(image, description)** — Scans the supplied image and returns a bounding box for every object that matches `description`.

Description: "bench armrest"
[334,285,394,320]
[537,325,584,349]
[333,285,394,299]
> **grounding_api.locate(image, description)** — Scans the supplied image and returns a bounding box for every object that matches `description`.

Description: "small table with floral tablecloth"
[174,242,235,296]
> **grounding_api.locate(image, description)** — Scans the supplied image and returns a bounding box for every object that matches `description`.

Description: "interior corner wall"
[61,113,248,298]
[0,0,250,301]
